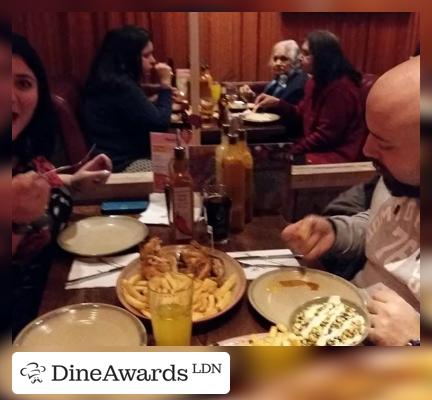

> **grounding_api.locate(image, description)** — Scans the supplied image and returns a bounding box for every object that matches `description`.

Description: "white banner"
[12,352,230,395]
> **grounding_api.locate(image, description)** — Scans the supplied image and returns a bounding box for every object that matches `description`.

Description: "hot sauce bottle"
[169,146,194,243]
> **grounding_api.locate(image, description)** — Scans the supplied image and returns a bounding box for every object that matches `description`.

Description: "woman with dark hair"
[12,33,111,335]
[82,26,173,172]
[255,30,367,164]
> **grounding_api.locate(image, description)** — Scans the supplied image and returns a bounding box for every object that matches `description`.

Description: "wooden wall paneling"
[12,12,420,84]
[257,12,283,81]
[163,13,189,68]
[363,13,417,74]
[200,12,242,82]
[240,12,259,81]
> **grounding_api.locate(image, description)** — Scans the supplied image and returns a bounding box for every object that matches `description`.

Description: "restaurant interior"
[9,12,422,348]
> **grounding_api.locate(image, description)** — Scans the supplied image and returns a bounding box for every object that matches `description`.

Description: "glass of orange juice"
[149,272,193,346]
[211,82,222,104]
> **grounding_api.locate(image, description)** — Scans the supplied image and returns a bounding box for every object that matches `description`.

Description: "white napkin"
[139,192,202,225]
[227,249,300,280]
[65,253,139,290]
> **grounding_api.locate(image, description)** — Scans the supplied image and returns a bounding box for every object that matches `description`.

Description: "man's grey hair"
[270,40,301,69]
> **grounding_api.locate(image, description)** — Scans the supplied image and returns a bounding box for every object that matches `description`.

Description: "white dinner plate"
[14,303,147,347]
[242,112,280,123]
[248,268,367,326]
[58,216,149,257]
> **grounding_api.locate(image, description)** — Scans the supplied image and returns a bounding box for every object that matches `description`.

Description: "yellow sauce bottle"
[237,128,254,223]
[215,124,230,184]
[222,134,245,232]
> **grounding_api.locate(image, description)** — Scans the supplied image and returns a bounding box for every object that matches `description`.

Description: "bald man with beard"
[281,56,420,346]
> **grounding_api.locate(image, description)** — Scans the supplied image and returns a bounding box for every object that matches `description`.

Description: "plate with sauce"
[248,268,367,325]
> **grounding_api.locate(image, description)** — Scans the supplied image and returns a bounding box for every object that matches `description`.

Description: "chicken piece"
[139,237,177,279]
[139,237,162,260]
[211,258,225,285]
[180,245,211,280]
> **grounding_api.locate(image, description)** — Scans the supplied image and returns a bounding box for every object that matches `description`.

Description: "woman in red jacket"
[255,30,368,164]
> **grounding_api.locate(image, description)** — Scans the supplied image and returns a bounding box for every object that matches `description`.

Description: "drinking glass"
[203,184,232,244]
[149,273,193,346]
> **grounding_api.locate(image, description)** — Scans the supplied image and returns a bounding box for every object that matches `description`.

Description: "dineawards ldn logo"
[13,352,231,395]
[20,362,47,384]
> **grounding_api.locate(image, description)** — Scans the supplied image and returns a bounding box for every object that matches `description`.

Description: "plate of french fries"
[116,238,247,323]
[217,323,302,346]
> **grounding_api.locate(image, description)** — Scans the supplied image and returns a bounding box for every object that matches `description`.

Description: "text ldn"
[52,364,188,382]
[192,363,222,374]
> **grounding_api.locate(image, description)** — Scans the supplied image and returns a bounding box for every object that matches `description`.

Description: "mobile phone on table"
[101,200,149,215]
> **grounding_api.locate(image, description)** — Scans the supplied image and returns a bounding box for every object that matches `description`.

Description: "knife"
[66,258,126,285]
[66,266,125,285]
[232,254,303,261]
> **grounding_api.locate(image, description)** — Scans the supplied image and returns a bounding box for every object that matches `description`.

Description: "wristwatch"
[407,338,421,346]
[12,213,52,235]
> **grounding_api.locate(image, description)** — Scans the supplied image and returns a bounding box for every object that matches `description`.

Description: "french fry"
[249,324,302,346]
[128,274,141,285]
[124,280,147,302]
[216,290,232,311]
[140,308,151,318]
[123,288,147,309]
[215,274,237,297]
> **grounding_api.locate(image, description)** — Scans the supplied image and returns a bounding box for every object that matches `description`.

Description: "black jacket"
[264,68,308,105]
[82,76,172,172]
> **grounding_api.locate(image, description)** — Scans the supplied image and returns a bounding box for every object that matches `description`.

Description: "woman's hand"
[155,62,173,86]
[254,93,280,111]
[367,285,420,346]
[70,154,112,193]
[12,171,51,224]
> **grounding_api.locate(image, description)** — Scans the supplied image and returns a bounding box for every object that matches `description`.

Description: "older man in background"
[282,56,420,346]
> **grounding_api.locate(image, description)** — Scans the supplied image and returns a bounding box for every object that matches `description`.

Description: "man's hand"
[254,93,279,111]
[281,215,336,261]
[70,154,112,193]
[12,171,50,224]
[367,285,420,346]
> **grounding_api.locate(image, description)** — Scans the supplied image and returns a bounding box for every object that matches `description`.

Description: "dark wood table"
[170,118,296,145]
[39,206,290,345]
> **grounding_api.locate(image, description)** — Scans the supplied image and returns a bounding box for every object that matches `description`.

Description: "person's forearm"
[59,174,72,187]
[326,211,369,260]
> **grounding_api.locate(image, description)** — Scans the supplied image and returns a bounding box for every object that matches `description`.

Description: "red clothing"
[278,76,368,164]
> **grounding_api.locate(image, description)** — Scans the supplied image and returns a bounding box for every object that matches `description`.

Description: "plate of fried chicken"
[116,237,246,323]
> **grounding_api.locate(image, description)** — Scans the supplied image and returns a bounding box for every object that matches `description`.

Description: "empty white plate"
[58,216,149,257]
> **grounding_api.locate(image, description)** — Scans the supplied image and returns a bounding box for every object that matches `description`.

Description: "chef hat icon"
[20,362,46,383]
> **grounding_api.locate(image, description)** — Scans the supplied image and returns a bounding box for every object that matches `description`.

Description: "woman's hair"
[306,30,362,96]
[269,40,300,69]
[12,33,57,162]
[85,26,152,91]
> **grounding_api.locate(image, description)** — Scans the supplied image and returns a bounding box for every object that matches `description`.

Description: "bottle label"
[172,186,194,241]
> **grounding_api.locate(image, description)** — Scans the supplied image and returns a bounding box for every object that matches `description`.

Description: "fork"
[42,144,96,176]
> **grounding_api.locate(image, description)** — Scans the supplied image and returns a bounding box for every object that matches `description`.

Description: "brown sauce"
[278,279,320,291]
